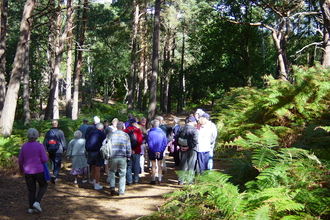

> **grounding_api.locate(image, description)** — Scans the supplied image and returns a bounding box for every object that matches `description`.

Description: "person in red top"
[123,118,143,184]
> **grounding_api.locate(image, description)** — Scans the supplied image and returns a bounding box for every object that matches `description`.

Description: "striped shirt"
[109,130,131,158]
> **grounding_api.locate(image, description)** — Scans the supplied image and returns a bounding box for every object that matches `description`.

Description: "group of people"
[18,108,217,213]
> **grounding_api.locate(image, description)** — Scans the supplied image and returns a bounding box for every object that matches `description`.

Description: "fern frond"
[252,147,278,171]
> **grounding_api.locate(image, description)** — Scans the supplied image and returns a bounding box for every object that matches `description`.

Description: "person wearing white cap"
[85,116,101,141]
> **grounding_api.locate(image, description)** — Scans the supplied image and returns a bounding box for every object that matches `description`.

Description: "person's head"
[104,126,112,135]
[26,128,39,142]
[116,121,124,130]
[83,118,89,124]
[111,118,119,126]
[202,113,210,120]
[140,117,146,126]
[134,116,139,122]
[185,116,196,124]
[95,122,104,130]
[155,116,164,124]
[151,119,160,128]
[103,119,109,127]
[93,116,100,124]
[74,130,82,139]
[173,117,180,125]
[127,113,132,119]
[128,118,136,125]
[195,109,205,120]
[51,119,58,127]
[198,117,208,126]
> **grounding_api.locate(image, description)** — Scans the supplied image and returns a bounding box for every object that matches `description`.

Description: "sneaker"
[149,181,156,185]
[94,183,103,190]
[28,209,38,214]
[74,180,78,184]
[82,180,87,183]
[32,202,42,212]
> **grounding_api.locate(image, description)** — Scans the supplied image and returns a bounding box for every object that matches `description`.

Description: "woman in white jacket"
[196,117,213,173]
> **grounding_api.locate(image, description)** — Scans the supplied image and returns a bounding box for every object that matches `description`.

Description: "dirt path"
[0,112,217,220]
[0,155,182,220]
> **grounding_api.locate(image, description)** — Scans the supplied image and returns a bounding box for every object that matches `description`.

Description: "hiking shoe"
[158,181,162,185]
[50,176,56,184]
[110,188,116,196]
[82,180,87,183]
[149,181,156,185]
[32,202,42,212]
[126,182,132,186]
[28,209,38,214]
[94,183,103,190]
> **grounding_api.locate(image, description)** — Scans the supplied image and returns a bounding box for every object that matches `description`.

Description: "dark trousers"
[173,141,180,166]
[49,153,62,178]
[197,151,210,173]
[25,172,48,209]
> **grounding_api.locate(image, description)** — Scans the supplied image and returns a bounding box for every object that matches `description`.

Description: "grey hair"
[173,117,180,124]
[116,121,124,130]
[74,130,82,139]
[151,119,160,128]
[95,122,104,130]
[155,116,163,122]
[27,128,39,141]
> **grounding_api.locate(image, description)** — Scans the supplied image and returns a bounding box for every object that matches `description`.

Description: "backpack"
[46,130,60,153]
[128,128,138,148]
[100,138,112,160]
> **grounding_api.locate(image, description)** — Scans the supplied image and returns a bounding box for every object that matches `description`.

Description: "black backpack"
[128,128,138,149]
[46,130,60,153]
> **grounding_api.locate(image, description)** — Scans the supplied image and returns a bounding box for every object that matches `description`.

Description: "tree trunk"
[177,25,186,113]
[147,0,161,123]
[321,0,330,67]
[137,0,147,110]
[0,0,35,137]
[72,0,87,120]
[23,31,31,125]
[0,0,7,117]
[65,0,73,118]
[128,0,139,110]
[44,7,56,120]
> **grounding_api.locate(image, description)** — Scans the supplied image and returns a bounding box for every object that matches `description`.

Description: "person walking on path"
[19,128,48,213]
[147,119,167,185]
[176,116,198,185]
[66,130,88,184]
[124,118,143,184]
[109,122,131,195]
[86,123,106,190]
[43,120,67,183]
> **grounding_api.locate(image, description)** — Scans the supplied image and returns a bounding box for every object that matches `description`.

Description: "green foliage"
[142,149,329,220]
[0,136,22,167]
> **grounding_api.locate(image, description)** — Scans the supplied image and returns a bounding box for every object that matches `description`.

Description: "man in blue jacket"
[147,119,167,185]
